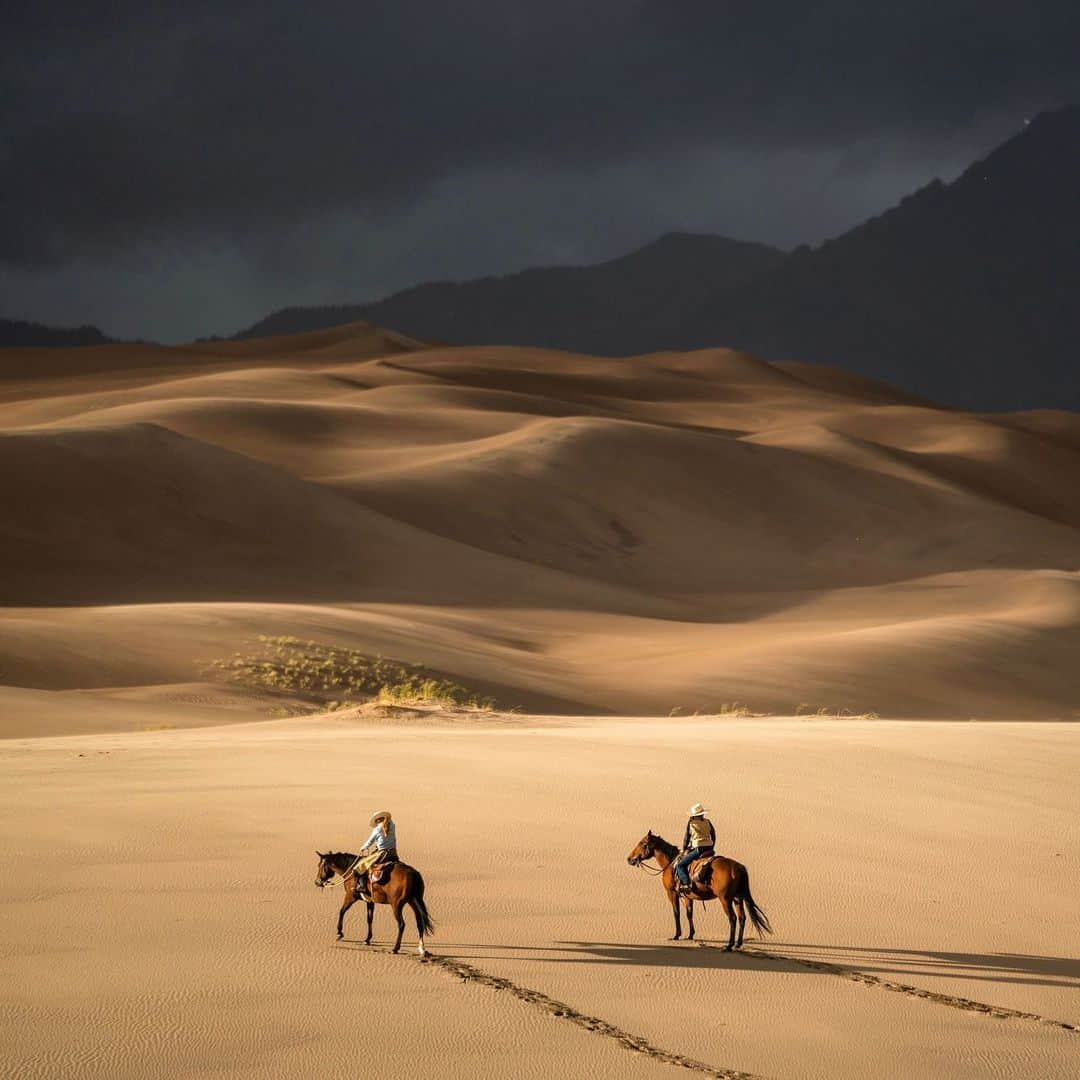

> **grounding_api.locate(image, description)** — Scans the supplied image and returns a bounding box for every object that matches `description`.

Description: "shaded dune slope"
[0,422,655,613]
[1,322,1077,723]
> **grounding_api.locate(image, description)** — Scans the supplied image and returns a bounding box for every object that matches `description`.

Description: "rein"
[321,853,362,887]
[635,844,711,907]
[634,860,666,876]
[633,843,674,876]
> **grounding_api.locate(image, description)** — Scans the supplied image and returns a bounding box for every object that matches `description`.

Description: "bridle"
[629,840,667,876]
[316,853,362,888]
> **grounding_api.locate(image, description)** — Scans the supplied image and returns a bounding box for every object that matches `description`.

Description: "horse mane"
[651,834,678,859]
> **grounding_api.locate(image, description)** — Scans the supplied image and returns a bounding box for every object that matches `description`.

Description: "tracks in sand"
[416,951,762,1079]
[333,944,762,1079]
[706,943,1077,1035]
[337,939,1076,1079]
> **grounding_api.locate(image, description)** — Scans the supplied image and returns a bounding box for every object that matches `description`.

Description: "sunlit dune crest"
[1,322,1077,730]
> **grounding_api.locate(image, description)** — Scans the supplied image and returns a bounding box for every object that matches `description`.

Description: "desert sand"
[1,325,1078,1077]
[1,714,1078,1079]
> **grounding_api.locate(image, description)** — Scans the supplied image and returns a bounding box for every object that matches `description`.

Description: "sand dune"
[2,322,1078,721]
[3,324,1079,1079]
[345,413,1079,591]
[987,408,1080,454]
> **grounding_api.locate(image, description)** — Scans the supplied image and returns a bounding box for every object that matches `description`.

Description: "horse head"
[314,850,335,888]
[627,830,656,866]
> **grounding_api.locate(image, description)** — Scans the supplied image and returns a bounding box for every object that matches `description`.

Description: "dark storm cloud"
[4,0,1079,267]
[0,140,983,342]
[2,2,1079,339]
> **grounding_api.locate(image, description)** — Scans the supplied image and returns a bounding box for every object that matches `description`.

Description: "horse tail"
[740,868,772,936]
[411,869,435,936]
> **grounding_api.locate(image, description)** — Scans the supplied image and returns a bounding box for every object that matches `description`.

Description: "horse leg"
[410,900,427,956]
[668,889,682,941]
[337,887,357,940]
[684,897,696,941]
[391,899,406,954]
[718,895,736,951]
[365,902,375,945]
[734,898,747,949]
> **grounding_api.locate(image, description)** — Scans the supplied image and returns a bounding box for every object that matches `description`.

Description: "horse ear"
[647,830,654,839]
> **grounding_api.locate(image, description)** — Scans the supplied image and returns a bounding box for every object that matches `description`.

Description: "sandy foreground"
[2,713,1077,1080]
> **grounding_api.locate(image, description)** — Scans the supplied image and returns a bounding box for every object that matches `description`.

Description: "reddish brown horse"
[315,851,434,955]
[627,831,772,949]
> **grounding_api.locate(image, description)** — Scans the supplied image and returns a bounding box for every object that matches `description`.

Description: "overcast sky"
[3,2,1078,341]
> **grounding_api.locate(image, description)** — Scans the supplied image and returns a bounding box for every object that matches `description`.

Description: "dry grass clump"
[795,703,880,719]
[668,703,753,718]
[206,635,494,710]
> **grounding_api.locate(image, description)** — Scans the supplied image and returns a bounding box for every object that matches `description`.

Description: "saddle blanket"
[370,859,398,886]
[688,855,714,884]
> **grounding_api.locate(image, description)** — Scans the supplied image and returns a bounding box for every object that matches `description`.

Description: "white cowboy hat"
[687,803,709,816]
[369,810,392,827]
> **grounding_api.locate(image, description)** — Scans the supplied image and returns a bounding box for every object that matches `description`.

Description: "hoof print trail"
[722,945,1077,1035]
[415,951,761,1079]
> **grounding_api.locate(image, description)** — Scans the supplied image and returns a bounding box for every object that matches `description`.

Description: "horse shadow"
[772,942,1080,991]
[418,939,801,974]
[423,940,1080,990]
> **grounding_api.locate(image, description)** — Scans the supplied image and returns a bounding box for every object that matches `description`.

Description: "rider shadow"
[416,941,1080,989]
[426,940,799,973]
[547,940,801,972]
[773,943,1080,991]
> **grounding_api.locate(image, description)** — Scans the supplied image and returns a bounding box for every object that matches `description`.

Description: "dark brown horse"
[627,831,771,949]
[315,851,434,955]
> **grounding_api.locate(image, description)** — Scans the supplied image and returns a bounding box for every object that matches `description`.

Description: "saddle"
[688,855,715,887]
[369,853,399,886]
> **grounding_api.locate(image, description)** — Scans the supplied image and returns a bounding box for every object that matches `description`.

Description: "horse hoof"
[722,945,733,952]
[336,933,343,940]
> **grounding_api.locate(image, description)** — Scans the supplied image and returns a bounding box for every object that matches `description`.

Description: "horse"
[627,831,772,949]
[314,851,434,955]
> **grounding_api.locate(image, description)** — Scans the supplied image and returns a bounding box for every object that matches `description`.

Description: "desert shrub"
[376,678,494,708]
[206,636,494,709]
[716,702,750,717]
[670,702,752,717]
[795,703,880,719]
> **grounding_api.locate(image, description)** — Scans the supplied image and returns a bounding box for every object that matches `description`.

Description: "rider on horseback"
[354,810,398,900]
[675,802,716,893]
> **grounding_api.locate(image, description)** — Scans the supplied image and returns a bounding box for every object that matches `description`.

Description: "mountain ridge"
[0,317,111,348]
[236,106,1080,410]
[6,108,1078,410]
[237,231,787,352]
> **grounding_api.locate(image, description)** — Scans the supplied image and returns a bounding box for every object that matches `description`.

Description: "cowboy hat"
[369,810,392,827]
[687,802,709,816]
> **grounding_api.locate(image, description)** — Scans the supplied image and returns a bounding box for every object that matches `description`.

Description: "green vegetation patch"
[206,635,495,710]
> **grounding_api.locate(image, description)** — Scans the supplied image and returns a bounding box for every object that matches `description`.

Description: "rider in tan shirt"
[675,802,716,891]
